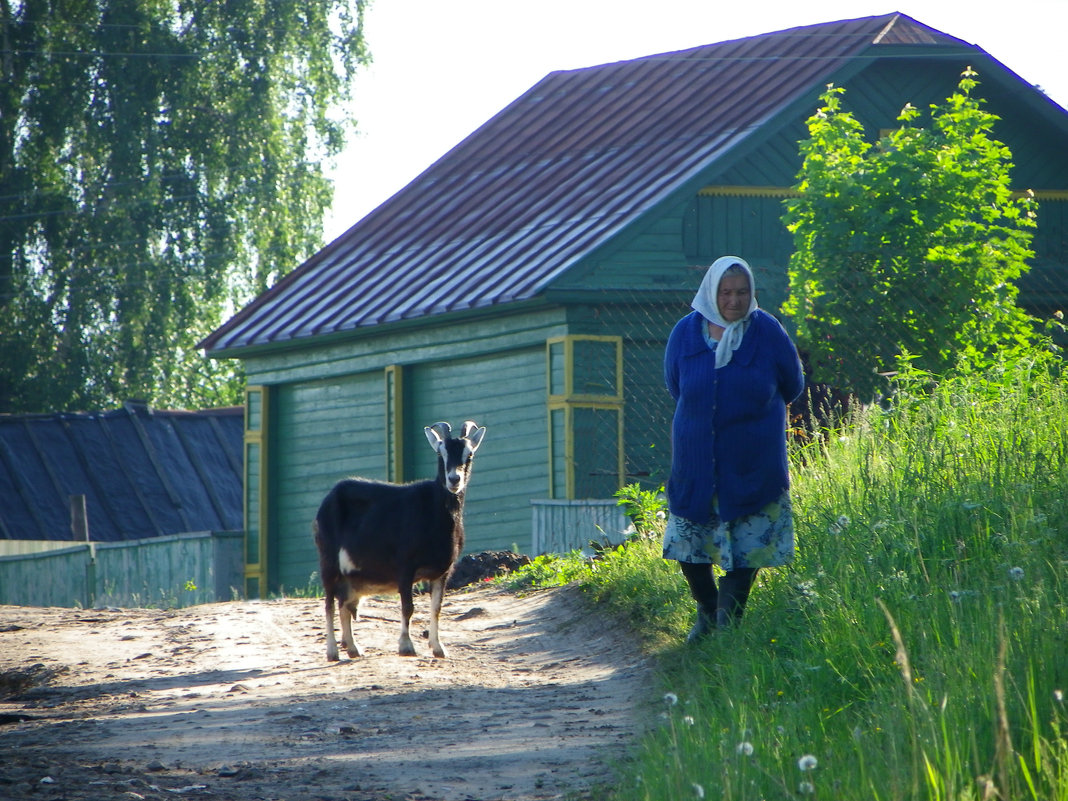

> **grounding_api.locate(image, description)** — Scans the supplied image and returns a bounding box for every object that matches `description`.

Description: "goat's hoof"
[432,646,448,659]
[345,645,363,658]
[326,649,340,662]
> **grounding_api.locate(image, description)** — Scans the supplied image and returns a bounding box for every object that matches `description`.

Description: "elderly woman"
[663,256,805,640]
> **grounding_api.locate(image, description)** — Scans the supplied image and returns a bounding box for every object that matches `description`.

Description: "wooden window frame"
[243,385,269,598]
[384,365,405,483]
[546,335,624,499]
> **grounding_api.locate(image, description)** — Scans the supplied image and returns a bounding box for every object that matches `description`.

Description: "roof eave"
[204,294,560,361]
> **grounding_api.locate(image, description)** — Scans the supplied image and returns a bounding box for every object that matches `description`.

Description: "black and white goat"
[313,420,486,660]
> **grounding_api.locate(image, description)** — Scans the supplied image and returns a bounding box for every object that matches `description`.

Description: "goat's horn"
[460,420,478,438]
[428,421,451,438]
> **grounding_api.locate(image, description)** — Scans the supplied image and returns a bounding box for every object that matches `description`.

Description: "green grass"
[515,359,1068,800]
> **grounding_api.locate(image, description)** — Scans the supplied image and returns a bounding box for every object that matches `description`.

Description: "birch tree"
[0,0,369,411]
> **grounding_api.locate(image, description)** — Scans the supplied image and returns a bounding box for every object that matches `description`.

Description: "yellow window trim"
[385,365,405,483]
[545,336,625,499]
[243,385,269,599]
[546,335,624,403]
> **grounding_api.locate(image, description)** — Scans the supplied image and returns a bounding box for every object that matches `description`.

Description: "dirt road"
[0,583,654,800]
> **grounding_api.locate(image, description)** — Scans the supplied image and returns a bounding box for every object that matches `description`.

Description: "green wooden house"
[201,12,1068,597]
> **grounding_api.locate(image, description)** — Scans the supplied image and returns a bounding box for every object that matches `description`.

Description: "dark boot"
[716,567,759,628]
[679,561,718,642]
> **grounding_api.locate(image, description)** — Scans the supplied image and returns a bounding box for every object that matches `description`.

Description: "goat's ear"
[426,421,451,439]
[465,425,486,453]
[425,424,447,449]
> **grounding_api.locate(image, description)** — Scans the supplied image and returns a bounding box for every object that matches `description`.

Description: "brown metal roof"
[202,12,979,355]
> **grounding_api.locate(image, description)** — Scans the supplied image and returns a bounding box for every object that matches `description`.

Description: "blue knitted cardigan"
[664,309,805,524]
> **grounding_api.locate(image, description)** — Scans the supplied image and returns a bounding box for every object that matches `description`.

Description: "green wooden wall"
[406,347,549,554]
[244,309,569,593]
[271,372,385,591]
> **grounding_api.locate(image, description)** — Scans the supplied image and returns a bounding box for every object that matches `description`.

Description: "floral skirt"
[662,490,795,570]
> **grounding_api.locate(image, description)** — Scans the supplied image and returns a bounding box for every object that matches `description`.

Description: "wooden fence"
[530,499,631,554]
[0,530,243,608]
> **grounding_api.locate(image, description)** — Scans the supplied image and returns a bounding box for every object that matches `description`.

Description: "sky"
[323,0,1068,240]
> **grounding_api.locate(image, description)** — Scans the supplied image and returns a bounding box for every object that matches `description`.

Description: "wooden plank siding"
[271,372,385,591]
[406,347,549,554]
[240,307,571,386]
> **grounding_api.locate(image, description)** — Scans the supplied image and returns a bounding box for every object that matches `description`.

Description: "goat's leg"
[324,593,340,662]
[338,600,364,658]
[397,580,417,656]
[335,581,363,658]
[428,576,448,659]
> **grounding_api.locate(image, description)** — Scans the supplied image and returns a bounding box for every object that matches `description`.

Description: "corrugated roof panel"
[202,12,980,355]
[0,405,243,542]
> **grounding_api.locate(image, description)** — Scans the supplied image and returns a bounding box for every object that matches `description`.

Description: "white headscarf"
[691,256,759,368]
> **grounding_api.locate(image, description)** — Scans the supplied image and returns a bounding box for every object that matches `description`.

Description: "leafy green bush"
[784,71,1053,401]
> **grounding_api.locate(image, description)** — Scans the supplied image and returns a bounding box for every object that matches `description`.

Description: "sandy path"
[0,583,653,800]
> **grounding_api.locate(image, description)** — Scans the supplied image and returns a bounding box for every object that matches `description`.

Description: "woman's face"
[717,273,752,323]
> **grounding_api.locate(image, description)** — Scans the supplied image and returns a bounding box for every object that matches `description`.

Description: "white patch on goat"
[338,546,358,575]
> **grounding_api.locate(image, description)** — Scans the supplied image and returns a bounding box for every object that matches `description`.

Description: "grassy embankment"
[509,361,1068,800]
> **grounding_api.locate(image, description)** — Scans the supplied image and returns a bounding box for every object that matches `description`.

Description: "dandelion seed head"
[1009,566,1024,581]
[692,782,705,799]
[683,715,695,726]
[799,780,816,794]
[736,741,754,756]
[798,754,819,771]
[1055,689,1064,703]
[949,590,962,602]
[664,692,678,706]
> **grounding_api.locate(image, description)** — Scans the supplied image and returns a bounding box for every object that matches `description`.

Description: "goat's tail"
[312,517,330,550]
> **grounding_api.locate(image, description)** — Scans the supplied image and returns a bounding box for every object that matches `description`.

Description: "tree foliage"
[0,0,369,412]
[783,69,1044,401]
